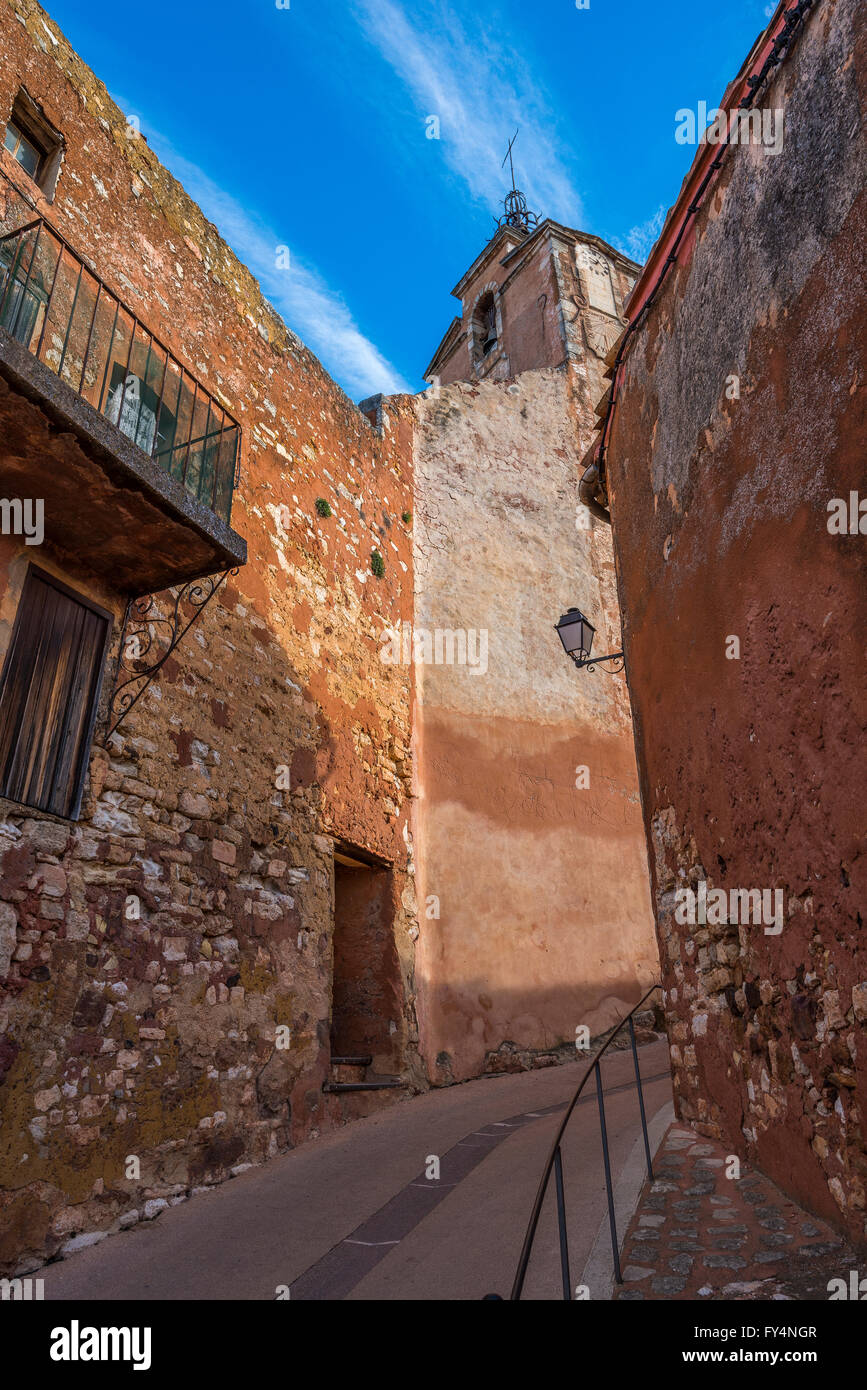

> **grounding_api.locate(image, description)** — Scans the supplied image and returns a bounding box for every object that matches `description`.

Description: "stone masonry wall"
[0,0,419,1273]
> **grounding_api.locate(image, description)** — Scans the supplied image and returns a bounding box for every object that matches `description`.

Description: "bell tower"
[424,152,640,391]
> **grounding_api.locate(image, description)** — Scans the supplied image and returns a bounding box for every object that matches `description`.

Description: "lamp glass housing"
[555,608,595,660]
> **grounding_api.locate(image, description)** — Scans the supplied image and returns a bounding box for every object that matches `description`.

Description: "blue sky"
[43,0,776,399]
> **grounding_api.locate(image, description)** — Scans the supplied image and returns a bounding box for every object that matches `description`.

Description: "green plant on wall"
[402,510,412,525]
[315,498,332,518]
[370,549,385,578]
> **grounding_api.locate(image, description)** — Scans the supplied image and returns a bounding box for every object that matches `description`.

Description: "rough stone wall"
[411,364,658,1083]
[0,0,419,1272]
[603,0,867,1243]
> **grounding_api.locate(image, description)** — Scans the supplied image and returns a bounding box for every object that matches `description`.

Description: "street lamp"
[554,607,624,674]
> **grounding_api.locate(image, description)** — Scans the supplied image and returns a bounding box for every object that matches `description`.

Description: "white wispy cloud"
[114,101,411,400]
[350,0,583,227]
[620,204,667,263]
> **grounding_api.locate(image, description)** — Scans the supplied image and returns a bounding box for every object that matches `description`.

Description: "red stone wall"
[0,0,419,1271]
[603,0,867,1244]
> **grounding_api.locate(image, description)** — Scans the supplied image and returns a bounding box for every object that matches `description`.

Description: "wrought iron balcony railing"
[0,217,241,525]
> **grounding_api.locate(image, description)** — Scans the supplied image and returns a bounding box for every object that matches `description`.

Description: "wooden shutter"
[0,567,111,819]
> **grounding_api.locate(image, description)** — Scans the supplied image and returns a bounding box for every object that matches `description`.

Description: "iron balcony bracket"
[105,567,238,741]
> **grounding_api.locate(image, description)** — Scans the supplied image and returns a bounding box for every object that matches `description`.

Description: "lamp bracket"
[570,650,625,675]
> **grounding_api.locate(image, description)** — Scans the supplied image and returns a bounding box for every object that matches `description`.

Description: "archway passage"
[330,844,401,1070]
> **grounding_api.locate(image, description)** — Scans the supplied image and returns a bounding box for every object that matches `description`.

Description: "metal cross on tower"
[497,129,539,233]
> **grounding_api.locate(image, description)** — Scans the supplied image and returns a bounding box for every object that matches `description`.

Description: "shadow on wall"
[0,575,414,1272]
[417,977,663,1086]
[331,859,402,1070]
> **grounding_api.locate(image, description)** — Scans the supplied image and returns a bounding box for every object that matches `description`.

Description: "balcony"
[0,216,246,593]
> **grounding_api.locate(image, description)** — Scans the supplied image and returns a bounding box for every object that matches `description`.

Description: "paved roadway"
[40,1038,673,1301]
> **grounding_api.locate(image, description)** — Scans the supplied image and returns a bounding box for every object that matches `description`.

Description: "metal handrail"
[0,214,242,521]
[509,982,662,1300]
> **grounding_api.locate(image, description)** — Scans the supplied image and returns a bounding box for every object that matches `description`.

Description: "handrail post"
[553,1146,571,1302]
[628,1014,654,1181]
[595,1060,622,1284]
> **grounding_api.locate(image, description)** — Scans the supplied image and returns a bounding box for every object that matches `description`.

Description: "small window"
[3,91,63,197]
[4,120,42,179]
[0,568,111,819]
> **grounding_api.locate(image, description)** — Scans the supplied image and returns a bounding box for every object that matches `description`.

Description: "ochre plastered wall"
[603,0,867,1244]
[411,364,658,1083]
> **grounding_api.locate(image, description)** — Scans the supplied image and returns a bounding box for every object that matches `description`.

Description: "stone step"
[323,1077,406,1093]
[330,1059,370,1085]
